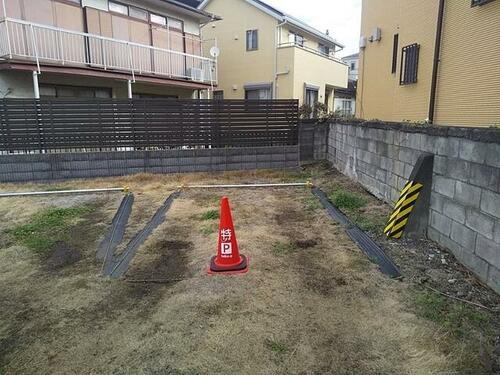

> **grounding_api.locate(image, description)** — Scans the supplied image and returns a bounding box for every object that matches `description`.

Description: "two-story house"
[0,0,220,99]
[343,53,359,81]
[199,0,348,112]
[334,52,358,117]
[357,0,500,127]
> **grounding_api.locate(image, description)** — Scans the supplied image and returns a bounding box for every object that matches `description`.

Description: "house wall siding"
[357,0,500,127]
[202,0,278,99]
[356,0,438,123]
[434,0,500,127]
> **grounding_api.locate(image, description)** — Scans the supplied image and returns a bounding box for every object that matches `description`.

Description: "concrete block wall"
[299,120,328,161]
[0,146,299,183]
[326,121,500,293]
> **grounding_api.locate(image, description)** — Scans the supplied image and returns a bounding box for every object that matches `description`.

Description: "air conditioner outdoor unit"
[189,68,204,82]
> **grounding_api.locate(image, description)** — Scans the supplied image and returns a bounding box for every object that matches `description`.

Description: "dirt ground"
[0,165,499,375]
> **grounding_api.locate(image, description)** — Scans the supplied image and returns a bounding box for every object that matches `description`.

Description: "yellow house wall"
[357,0,438,122]
[286,46,348,107]
[275,45,295,99]
[358,0,500,127]
[434,0,500,127]
[202,0,277,99]
[203,0,348,106]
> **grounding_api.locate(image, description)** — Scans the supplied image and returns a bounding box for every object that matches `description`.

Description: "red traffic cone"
[208,197,248,274]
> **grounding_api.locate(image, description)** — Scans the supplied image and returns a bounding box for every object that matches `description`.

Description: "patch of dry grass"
[0,169,495,374]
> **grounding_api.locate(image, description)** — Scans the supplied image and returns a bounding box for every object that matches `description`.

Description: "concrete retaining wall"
[326,121,500,293]
[0,146,299,183]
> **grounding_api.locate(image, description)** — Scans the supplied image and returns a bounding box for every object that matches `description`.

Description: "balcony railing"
[278,41,345,64]
[0,18,217,85]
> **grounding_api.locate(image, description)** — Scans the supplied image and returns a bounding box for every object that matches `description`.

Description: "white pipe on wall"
[0,188,125,198]
[127,80,133,99]
[180,183,312,189]
[32,71,40,99]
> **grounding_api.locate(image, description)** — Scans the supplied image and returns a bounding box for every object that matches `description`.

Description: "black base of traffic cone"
[209,254,248,274]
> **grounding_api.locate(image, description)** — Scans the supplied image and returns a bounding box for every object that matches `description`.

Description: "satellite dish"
[210,46,220,58]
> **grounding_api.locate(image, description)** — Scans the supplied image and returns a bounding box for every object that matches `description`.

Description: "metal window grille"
[400,43,420,85]
[471,0,496,6]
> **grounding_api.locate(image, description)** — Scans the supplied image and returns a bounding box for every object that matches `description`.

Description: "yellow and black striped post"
[384,181,424,238]
[385,154,434,240]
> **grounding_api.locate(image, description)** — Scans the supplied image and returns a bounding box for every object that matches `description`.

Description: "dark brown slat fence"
[0,99,299,153]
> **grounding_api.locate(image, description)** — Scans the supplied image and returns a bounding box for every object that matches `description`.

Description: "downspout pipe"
[274,18,288,99]
[32,71,40,99]
[428,0,445,124]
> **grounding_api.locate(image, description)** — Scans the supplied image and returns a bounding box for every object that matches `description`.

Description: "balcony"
[277,42,348,90]
[278,41,345,64]
[0,18,217,85]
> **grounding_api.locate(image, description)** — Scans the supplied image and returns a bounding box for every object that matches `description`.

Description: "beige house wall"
[434,0,500,127]
[202,0,348,106]
[203,0,277,99]
[286,46,348,107]
[357,0,500,127]
[357,0,438,123]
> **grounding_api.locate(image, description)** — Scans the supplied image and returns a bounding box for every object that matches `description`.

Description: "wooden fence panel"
[0,99,299,153]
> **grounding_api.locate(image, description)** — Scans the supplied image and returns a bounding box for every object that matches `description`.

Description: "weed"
[264,338,289,354]
[8,206,94,253]
[279,172,311,183]
[302,196,322,212]
[329,189,367,211]
[352,213,387,234]
[412,290,493,338]
[200,223,218,236]
[199,210,219,221]
[271,241,297,256]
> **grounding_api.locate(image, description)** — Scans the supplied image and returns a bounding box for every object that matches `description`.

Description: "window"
[168,17,183,30]
[132,93,178,99]
[342,100,352,112]
[245,84,272,99]
[471,0,496,6]
[213,90,224,100]
[129,6,148,21]
[400,43,420,85]
[150,13,167,26]
[289,33,304,46]
[318,44,330,55]
[294,34,304,46]
[246,30,258,51]
[391,34,399,73]
[245,88,271,100]
[40,85,112,98]
[109,1,128,15]
[350,62,356,70]
[305,87,319,107]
